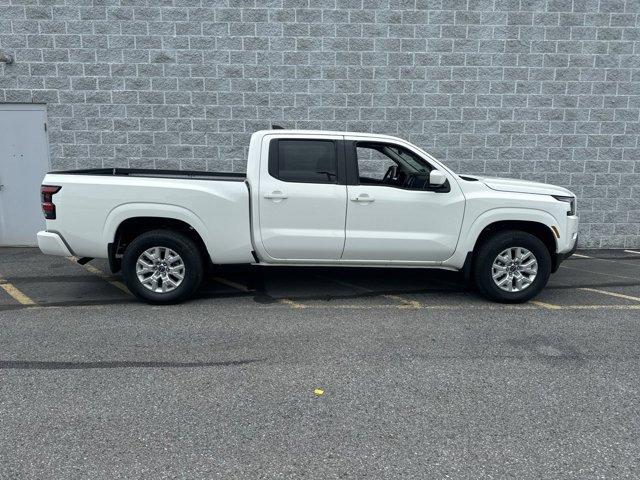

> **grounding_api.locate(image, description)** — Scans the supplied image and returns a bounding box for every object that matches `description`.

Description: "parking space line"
[279,298,307,309]
[560,265,640,281]
[625,250,640,255]
[530,300,562,310]
[562,305,640,310]
[213,277,253,292]
[314,274,369,292]
[579,287,640,303]
[314,274,421,308]
[565,256,640,268]
[66,257,130,295]
[0,277,36,306]
[212,276,304,308]
[384,294,422,309]
[572,253,591,258]
[3,300,640,312]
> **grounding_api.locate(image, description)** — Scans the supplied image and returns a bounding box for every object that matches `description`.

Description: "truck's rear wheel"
[122,229,203,304]
[473,230,551,303]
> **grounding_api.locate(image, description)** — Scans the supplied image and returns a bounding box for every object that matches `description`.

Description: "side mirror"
[428,169,447,188]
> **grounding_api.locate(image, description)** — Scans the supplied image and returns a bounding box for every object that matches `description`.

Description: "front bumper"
[558,215,579,253]
[37,231,73,257]
[552,234,578,273]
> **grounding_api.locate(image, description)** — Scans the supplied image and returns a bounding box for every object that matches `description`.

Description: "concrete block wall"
[0,0,639,247]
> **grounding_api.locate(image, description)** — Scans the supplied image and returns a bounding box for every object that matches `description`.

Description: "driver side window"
[356,146,397,184]
[355,142,431,190]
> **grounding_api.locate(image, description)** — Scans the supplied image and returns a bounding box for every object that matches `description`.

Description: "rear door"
[257,134,347,260]
[342,138,465,262]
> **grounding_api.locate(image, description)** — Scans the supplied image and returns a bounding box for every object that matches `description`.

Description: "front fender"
[444,207,559,269]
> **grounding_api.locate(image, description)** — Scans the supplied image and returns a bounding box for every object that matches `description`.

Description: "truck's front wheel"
[473,230,551,303]
[122,229,204,304]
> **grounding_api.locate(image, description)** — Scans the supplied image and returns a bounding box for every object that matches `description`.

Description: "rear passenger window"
[270,140,337,184]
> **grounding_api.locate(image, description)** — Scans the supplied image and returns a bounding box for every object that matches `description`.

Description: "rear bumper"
[37,231,73,257]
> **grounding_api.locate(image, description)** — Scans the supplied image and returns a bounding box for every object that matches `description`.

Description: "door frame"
[0,103,50,171]
[0,103,51,246]
[339,134,465,265]
[251,132,349,264]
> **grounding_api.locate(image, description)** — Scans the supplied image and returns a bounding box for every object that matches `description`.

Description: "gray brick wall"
[1,0,639,248]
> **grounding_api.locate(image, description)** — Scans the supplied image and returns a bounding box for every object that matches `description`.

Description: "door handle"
[351,194,375,203]
[264,191,288,200]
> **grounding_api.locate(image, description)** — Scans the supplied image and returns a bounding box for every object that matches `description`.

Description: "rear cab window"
[268,139,339,184]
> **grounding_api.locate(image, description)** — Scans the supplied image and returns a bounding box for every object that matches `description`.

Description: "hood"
[460,175,574,197]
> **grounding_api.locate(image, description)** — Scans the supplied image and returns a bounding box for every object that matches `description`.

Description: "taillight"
[41,185,61,219]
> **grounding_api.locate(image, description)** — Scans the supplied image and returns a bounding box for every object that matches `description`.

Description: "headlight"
[552,195,576,216]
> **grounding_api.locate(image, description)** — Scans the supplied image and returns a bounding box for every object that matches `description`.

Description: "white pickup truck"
[37,129,578,304]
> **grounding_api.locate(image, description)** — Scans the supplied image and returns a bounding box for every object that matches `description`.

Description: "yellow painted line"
[315,274,420,308]
[4,301,640,312]
[0,277,36,305]
[579,287,640,303]
[279,298,306,309]
[384,294,422,309]
[314,274,369,292]
[67,257,130,295]
[272,303,536,310]
[213,276,253,292]
[530,300,562,310]
[213,276,304,308]
[275,303,640,311]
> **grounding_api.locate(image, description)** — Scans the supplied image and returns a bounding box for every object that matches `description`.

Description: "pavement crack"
[0,359,264,370]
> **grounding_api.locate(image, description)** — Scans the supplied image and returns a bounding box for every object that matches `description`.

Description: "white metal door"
[343,183,465,262]
[257,134,347,260]
[0,105,50,246]
[342,138,466,262]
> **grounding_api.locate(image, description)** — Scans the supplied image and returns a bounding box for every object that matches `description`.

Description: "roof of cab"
[252,129,407,143]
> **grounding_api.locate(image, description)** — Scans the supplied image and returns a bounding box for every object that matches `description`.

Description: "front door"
[342,140,465,262]
[257,135,347,260]
[0,104,50,246]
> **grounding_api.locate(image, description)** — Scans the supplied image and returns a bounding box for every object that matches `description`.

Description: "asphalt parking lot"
[1,247,640,478]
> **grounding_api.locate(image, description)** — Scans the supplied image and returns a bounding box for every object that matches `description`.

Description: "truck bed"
[42,168,254,263]
[50,168,246,182]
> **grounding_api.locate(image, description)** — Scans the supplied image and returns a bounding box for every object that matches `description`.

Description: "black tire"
[121,229,204,305]
[472,230,551,303]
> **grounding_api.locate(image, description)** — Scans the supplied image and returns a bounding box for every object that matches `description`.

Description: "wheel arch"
[462,218,559,281]
[107,214,210,273]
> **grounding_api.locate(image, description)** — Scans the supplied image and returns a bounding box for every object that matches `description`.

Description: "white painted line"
[625,250,640,255]
[579,287,640,303]
[565,255,640,268]
[560,265,640,281]
[572,253,591,258]
[562,305,640,310]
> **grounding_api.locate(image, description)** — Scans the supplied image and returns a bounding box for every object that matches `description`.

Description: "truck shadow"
[202,265,470,304]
